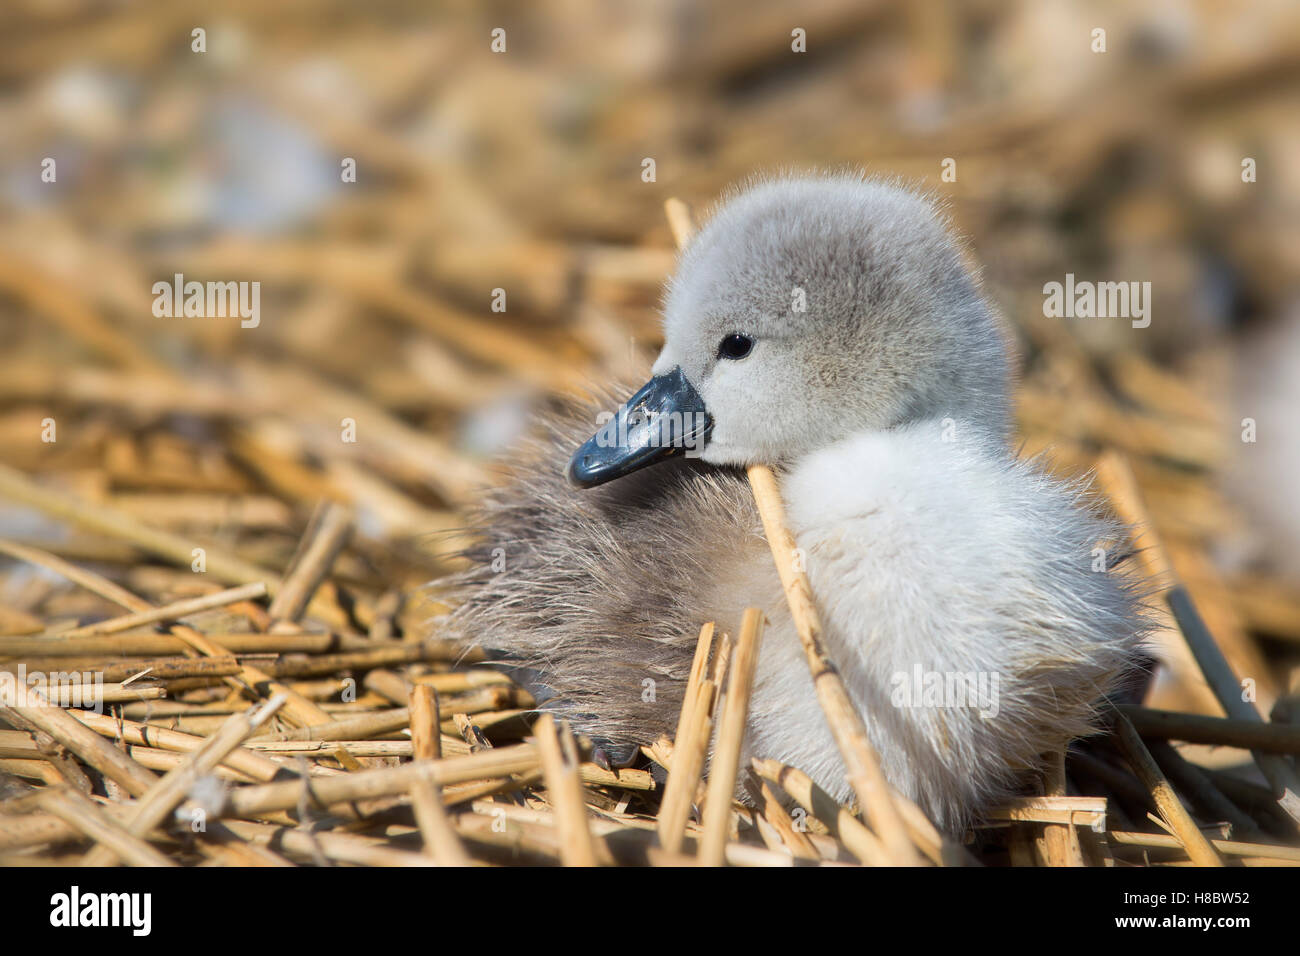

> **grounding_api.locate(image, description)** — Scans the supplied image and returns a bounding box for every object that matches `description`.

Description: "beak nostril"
[568,366,710,489]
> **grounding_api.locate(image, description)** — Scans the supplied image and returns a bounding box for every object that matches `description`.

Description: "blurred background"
[1,0,1298,730]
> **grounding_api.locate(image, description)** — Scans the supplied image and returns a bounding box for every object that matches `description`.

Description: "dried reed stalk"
[534,714,598,866]
[70,709,284,782]
[1097,451,1300,828]
[364,669,412,705]
[754,781,821,860]
[656,621,716,854]
[220,819,434,867]
[261,641,481,679]
[254,707,413,742]
[2,689,157,797]
[405,683,469,863]
[1041,751,1086,866]
[409,777,470,866]
[986,796,1108,831]
[410,670,512,694]
[1120,704,1300,753]
[409,685,442,761]
[746,464,923,866]
[56,582,268,638]
[752,757,891,866]
[82,694,287,866]
[1145,740,1265,842]
[0,537,153,613]
[267,502,353,622]
[206,743,539,819]
[38,787,177,868]
[0,462,282,597]
[1107,830,1300,863]
[699,607,764,866]
[0,632,340,657]
[78,657,243,683]
[1110,709,1222,866]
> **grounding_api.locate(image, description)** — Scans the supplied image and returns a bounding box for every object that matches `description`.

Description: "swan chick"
[436,175,1148,832]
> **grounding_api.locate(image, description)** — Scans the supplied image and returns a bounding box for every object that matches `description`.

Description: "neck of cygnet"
[753,391,1012,474]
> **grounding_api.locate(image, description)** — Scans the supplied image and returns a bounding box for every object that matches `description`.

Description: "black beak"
[567,367,712,488]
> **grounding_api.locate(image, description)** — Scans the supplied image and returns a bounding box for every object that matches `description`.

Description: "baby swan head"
[569,175,1011,487]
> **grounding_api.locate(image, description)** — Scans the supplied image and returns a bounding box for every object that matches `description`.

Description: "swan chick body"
[434,175,1147,832]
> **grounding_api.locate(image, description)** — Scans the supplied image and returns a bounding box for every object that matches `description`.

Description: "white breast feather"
[739,421,1146,830]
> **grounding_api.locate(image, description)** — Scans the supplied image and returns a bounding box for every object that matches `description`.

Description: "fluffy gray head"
[653,175,1012,467]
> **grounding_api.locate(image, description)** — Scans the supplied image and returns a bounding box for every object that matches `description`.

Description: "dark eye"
[716,333,754,360]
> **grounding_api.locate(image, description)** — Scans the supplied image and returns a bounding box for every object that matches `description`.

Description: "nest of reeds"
[2,0,1300,866]
[1,197,1298,868]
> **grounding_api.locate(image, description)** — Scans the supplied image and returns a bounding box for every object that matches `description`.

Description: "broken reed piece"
[746,464,925,867]
[985,795,1108,831]
[50,681,166,703]
[254,706,414,742]
[752,757,890,866]
[0,462,281,596]
[77,657,243,683]
[452,714,486,750]
[365,668,413,705]
[0,533,331,729]
[56,581,268,639]
[1119,704,1300,754]
[1095,450,1300,828]
[533,714,599,866]
[409,775,469,865]
[241,739,425,758]
[1109,708,1223,866]
[1106,830,1300,864]
[663,197,924,866]
[82,693,288,867]
[753,781,821,860]
[38,787,177,868]
[0,631,348,657]
[181,741,537,819]
[406,683,469,865]
[699,607,765,866]
[1040,750,1086,866]
[409,684,442,761]
[70,710,284,782]
[163,626,333,730]
[1144,740,1267,843]
[663,198,697,250]
[709,631,735,696]
[656,621,716,853]
[0,537,153,613]
[267,501,353,622]
[2,688,158,798]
